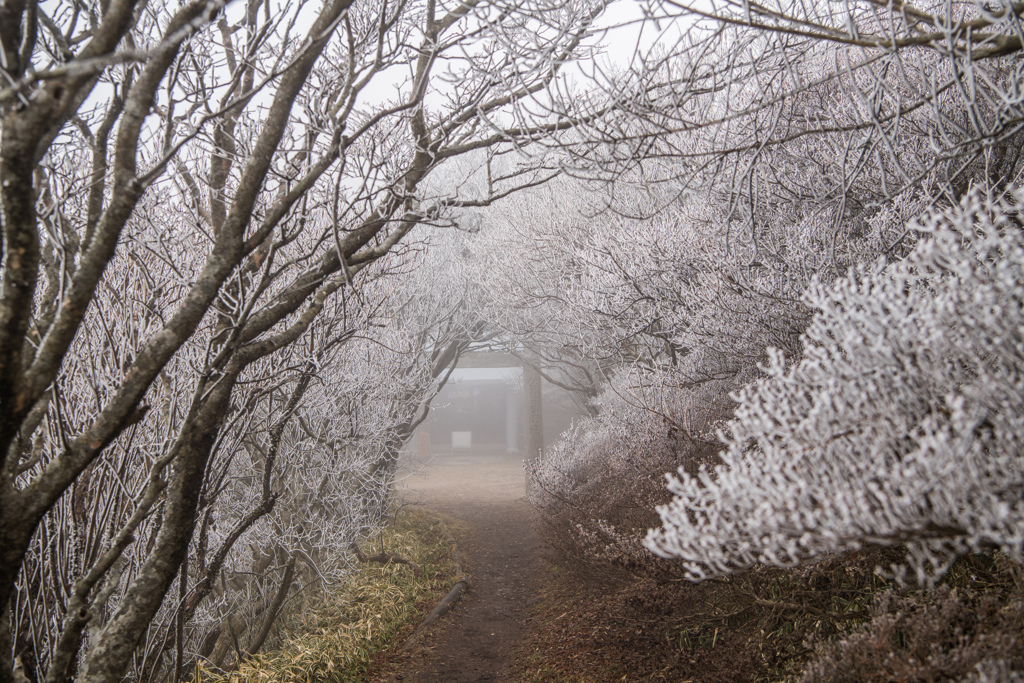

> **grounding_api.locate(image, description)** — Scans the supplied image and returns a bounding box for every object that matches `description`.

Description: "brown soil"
[369,450,767,682]
[372,450,545,682]
[367,453,1024,683]
[368,452,920,683]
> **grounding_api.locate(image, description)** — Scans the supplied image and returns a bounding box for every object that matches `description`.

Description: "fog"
[413,366,586,458]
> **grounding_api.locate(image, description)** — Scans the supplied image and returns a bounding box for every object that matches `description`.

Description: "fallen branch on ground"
[400,522,467,652]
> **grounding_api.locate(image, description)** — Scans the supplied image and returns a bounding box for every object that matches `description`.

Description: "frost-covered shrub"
[528,369,730,571]
[647,188,1024,583]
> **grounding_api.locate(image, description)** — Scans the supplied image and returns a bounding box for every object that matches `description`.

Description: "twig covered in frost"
[647,187,1024,584]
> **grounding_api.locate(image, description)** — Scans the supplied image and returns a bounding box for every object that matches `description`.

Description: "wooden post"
[524,362,543,496]
[505,384,519,452]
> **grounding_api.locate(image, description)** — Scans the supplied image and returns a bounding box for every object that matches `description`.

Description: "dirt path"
[374,451,544,682]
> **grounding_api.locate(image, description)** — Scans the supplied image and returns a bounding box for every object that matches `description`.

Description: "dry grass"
[195,508,464,683]
[513,549,1024,682]
[801,553,1024,682]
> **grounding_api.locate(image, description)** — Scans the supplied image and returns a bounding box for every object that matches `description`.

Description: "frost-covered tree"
[9,245,479,679]
[500,0,1024,573]
[467,175,824,409]
[647,187,1024,584]
[579,0,1024,249]
[477,175,826,570]
[0,0,613,679]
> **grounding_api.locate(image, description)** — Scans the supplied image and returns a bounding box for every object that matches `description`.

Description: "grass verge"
[196,507,463,683]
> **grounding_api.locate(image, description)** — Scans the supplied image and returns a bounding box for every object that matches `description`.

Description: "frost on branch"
[646,188,1024,584]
